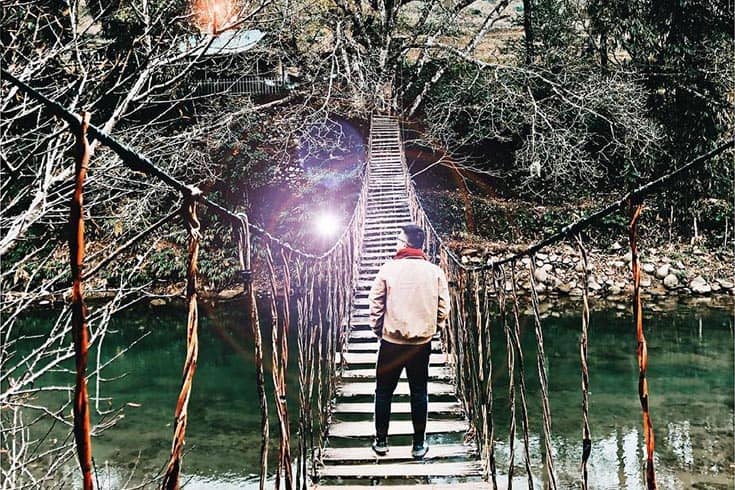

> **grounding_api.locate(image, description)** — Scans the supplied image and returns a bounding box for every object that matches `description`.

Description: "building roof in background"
[179,29,265,56]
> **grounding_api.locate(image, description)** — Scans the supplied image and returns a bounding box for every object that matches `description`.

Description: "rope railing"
[3,65,732,489]
[1,72,373,489]
[398,121,731,488]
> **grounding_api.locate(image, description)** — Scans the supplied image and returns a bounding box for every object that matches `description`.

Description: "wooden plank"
[312,483,493,490]
[328,419,468,438]
[364,213,411,219]
[366,200,408,204]
[318,461,482,478]
[345,341,442,353]
[333,401,462,415]
[360,252,393,263]
[338,381,454,397]
[320,443,475,463]
[364,221,409,227]
[348,329,440,341]
[337,352,447,366]
[341,366,451,380]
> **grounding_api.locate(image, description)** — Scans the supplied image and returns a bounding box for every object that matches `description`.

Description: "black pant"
[374,338,431,444]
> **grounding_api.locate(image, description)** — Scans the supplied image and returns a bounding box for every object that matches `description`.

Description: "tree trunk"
[523,0,533,64]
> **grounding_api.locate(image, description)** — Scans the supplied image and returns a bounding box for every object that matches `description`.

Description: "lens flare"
[192,0,237,33]
[315,213,340,237]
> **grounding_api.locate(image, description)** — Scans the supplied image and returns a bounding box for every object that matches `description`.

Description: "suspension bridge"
[315,116,486,487]
[2,69,733,489]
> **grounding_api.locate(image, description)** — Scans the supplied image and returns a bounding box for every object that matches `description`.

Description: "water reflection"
[15,300,734,488]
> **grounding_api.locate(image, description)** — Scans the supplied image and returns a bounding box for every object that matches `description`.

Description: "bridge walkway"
[314,116,490,488]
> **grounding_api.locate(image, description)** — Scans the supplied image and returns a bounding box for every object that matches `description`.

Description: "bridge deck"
[314,116,487,487]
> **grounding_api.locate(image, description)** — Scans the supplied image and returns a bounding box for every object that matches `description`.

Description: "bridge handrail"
[1,68,369,261]
[398,117,732,270]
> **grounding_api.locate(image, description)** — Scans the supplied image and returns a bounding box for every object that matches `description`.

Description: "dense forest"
[0,1,732,484]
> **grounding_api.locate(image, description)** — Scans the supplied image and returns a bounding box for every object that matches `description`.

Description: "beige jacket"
[368,257,450,344]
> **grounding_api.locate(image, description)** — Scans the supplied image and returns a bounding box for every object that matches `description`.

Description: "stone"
[460,248,479,255]
[642,263,656,274]
[610,285,622,295]
[150,298,167,307]
[611,241,622,251]
[640,276,652,287]
[689,276,711,294]
[613,261,625,268]
[570,287,584,297]
[716,278,734,289]
[470,256,482,263]
[461,256,469,264]
[558,282,573,294]
[218,288,242,300]
[655,264,670,279]
[535,282,546,294]
[623,251,633,263]
[548,253,558,262]
[536,252,548,260]
[542,263,553,272]
[675,261,685,269]
[575,262,585,273]
[711,283,722,292]
[663,274,679,289]
[534,268,549,284]
[521,257,532,266]
[588,280,602,291]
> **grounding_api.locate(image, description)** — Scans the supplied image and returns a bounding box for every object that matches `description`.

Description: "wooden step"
[338,381,454,398]
[320,443,475,464]
[333,401,462,415]
[338,352,447,365]
[328,420,467,439]
[341,366,452,380]
[345,340,442,353]
[318,461,482,479]
[364,222,407,229]
[312,482,492,490]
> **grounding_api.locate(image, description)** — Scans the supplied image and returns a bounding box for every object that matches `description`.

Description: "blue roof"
[180,29,265,56]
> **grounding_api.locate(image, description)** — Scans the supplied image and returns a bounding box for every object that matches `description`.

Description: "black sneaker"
[411,441,429,459]
[371,437,389,456]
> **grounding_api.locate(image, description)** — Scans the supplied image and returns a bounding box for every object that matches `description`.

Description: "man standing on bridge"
[368,224,450,459]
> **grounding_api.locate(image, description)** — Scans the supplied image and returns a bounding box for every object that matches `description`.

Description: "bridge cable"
[161,196,201,490]
[1,69,368,261]
[575,234,592,490]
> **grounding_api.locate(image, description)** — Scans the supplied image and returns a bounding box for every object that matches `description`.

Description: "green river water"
[10,299,734,489]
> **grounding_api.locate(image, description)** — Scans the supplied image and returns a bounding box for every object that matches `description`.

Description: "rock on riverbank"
[453,241,734,302]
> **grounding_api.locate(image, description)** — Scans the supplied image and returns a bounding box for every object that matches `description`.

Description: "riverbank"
[6,241,732,312]
[449,239,734,306]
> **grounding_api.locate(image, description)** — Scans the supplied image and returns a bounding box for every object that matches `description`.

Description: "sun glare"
[315,213,340,238]
[192,0,238,33]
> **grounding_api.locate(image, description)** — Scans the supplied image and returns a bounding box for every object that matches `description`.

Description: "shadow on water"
[12,299,734,489]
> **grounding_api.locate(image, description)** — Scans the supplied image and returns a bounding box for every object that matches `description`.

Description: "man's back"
[368,257,449,344]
